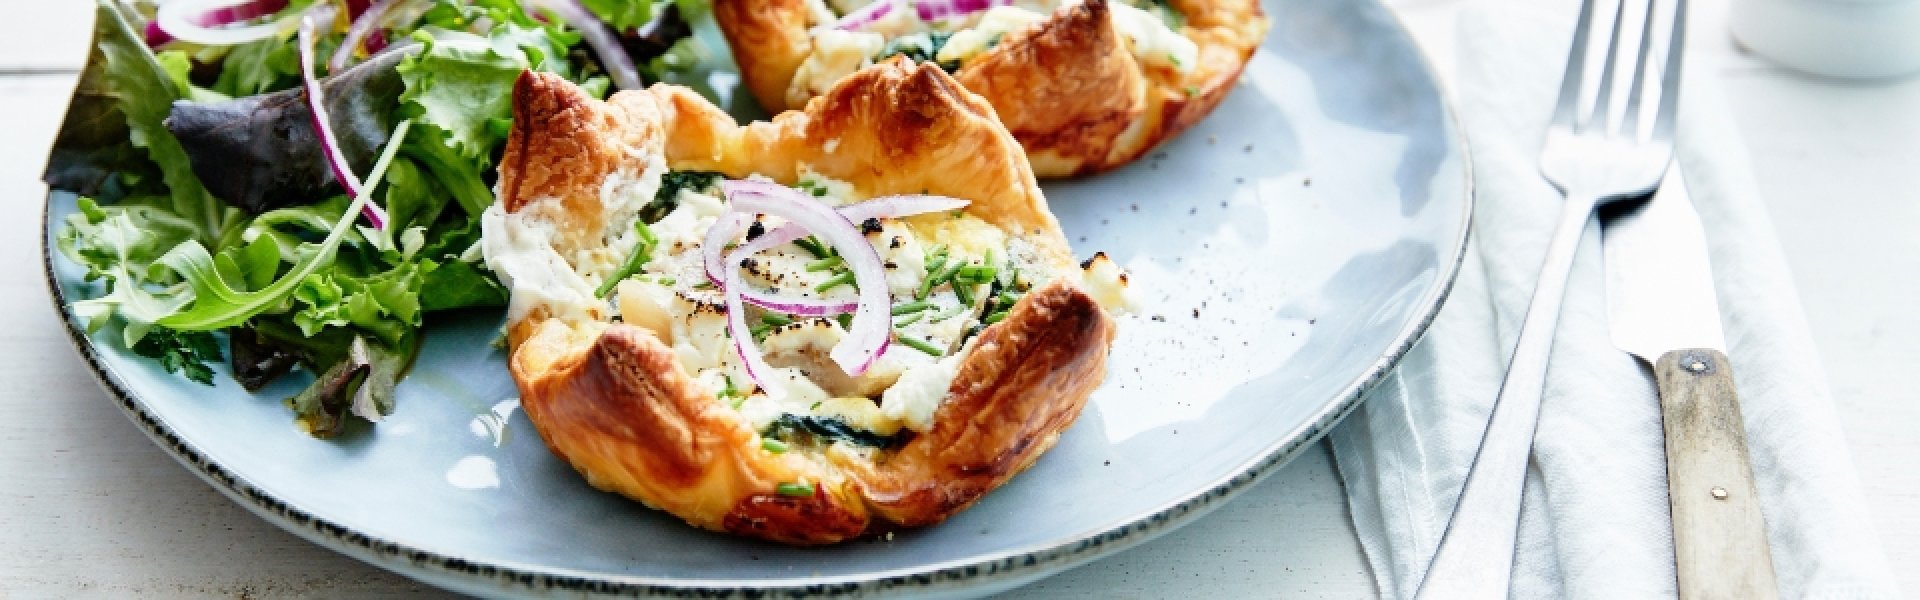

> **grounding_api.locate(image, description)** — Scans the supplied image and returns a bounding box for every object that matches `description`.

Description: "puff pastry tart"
[483,59,1132,544]
[712,0,1269,177]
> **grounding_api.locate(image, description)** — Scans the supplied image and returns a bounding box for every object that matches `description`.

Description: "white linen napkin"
[1327,1,1901,597]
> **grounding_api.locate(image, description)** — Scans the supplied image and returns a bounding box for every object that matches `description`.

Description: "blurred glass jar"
[1731,0,1920,78]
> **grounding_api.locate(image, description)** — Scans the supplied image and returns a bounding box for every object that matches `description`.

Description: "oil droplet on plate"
[446,455,500,490]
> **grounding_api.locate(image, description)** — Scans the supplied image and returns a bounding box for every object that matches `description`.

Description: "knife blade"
[1601,161,1780,600]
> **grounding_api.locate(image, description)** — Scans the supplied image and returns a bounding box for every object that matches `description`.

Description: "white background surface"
[1,0,1910,596]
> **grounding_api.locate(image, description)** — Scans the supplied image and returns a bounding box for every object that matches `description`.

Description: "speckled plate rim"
[40,12,1473,600]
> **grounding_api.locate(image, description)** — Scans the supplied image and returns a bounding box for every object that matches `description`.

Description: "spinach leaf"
[763,414,902,448]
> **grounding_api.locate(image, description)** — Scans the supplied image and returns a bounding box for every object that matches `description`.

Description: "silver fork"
[1414,0,1687,596]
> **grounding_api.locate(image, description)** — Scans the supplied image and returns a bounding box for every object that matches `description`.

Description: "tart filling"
[485,162,1131,449]
[791,0,1197,103]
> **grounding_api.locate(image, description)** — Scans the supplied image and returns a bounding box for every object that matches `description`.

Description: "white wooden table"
[2,0,1911,596]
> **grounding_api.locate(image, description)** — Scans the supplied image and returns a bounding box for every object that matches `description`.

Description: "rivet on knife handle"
[1655,348,1779,600]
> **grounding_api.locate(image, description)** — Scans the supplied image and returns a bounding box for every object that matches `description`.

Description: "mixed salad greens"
[46,0,704,437]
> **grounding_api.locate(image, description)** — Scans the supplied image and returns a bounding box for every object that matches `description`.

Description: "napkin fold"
[1328,1,1900,597]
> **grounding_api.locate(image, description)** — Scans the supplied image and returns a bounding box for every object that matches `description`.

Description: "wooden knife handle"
[1654,348,1779,600]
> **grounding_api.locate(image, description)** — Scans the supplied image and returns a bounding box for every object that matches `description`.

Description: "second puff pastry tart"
[712,0,1270,177]
[482,59,1133,544]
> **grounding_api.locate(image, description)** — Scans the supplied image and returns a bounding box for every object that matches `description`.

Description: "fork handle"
[1415,193,1599,598]
[1654,348,1780,600]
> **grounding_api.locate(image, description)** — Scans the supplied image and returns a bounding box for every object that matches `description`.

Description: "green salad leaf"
[57,197,197,347]
[47,0,686,435]
[156,120,412,332]
[93,0,234,245]
[578,0,655,32]
[212,35,302,98]
[398,31,533,158]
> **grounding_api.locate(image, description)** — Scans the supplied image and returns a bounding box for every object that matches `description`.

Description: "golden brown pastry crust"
[495,63,1114,545]
[712,0,1269,177]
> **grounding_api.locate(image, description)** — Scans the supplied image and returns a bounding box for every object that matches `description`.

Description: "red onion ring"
[911,0,1013,23]
[722,184,892,376]
[698,181,968,316]
[834,0,896,30]
[721,252,787,400]
[298,15,389,230]
[154,0,297,46]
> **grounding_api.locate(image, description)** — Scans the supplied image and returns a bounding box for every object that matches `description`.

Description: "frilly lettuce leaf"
[211,35,300,98]
[398,20,572,159]
[291,263,423,347]
[579,0,655,32]
[91,0,234,245]
[57,197,199,347]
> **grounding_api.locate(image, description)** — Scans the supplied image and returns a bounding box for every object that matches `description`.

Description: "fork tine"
[1550,0,1601,128]
[1621,0,1658,137]
[1586,0,1630,133]
[1653,0,1689,140]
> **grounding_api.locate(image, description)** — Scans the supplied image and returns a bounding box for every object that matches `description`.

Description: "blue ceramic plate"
[44,0,1469,595]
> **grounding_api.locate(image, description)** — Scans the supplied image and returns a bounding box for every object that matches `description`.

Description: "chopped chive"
[720,374,745,409]
[750,324,772,339]
[594,221,659,298]
[810,401,823,410]
[894,312,926,326]
[985,310,1010,324]
[805,256,843,271]
[836,314,853,329]
[762,313,793,326]
[762,438,789,454]
[919,258,965,300]
[693,281,715,290]
[891,301,932,315]
[953,279,974,306]
[894,332,945,357]
[924,244,949,264]
[657,276,676,286]
[956,265,997,283]
[775,482,814,497]
[930,303,967,323]
[815,272,856,293]
[794,236,831,259]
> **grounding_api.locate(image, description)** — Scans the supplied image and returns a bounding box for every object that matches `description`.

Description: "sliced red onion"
[298,15,389,230]
[834,0,896,30]
[328,0,410,72]
[840,193,973,221]
[721,258,786,400]
[724,184,892,376]
[910,0,1012,22]
[731,193,971,260]
[700,204,858,317]
[154,0,297,46]
[700,182,967,311]
[522,0,644,91]
[701,212,752,290]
